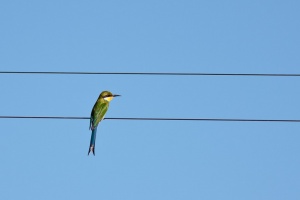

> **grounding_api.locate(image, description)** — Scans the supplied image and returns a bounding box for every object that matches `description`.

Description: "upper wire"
[1,71,300,77]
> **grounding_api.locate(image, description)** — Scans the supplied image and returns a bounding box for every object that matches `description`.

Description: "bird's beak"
[113,94,121,97]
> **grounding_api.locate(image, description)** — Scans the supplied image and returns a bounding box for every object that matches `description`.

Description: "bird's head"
[99,91,121,102]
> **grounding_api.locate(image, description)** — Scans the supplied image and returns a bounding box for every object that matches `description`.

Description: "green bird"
[88,91,120,155]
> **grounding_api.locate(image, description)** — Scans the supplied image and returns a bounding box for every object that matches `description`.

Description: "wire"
[1,71,300,77]
[1,116,300,123]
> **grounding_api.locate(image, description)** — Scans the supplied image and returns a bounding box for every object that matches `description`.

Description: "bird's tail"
[88,127,97,156]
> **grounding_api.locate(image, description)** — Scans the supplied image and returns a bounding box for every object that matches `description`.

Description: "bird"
[88,91,120,156]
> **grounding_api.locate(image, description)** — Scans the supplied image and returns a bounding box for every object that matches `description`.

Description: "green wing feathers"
[90,100,109,129]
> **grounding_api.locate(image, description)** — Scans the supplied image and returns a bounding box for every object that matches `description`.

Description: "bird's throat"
[104,97,113,102]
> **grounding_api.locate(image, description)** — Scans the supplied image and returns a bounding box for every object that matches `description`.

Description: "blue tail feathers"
[88,127,97,156]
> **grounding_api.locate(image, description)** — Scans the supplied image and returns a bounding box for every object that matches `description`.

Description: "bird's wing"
[92,102,109,128]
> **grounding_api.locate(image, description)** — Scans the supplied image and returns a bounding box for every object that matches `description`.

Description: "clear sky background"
[1,0,300,199]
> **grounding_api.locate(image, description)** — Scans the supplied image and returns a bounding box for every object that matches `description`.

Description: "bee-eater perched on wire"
[88,91,120,156]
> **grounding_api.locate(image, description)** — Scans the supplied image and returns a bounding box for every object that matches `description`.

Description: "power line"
[1,71,300,77]
[1,116,300,123]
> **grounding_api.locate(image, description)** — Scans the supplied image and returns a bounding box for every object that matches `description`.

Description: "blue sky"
[0,0,300,199]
